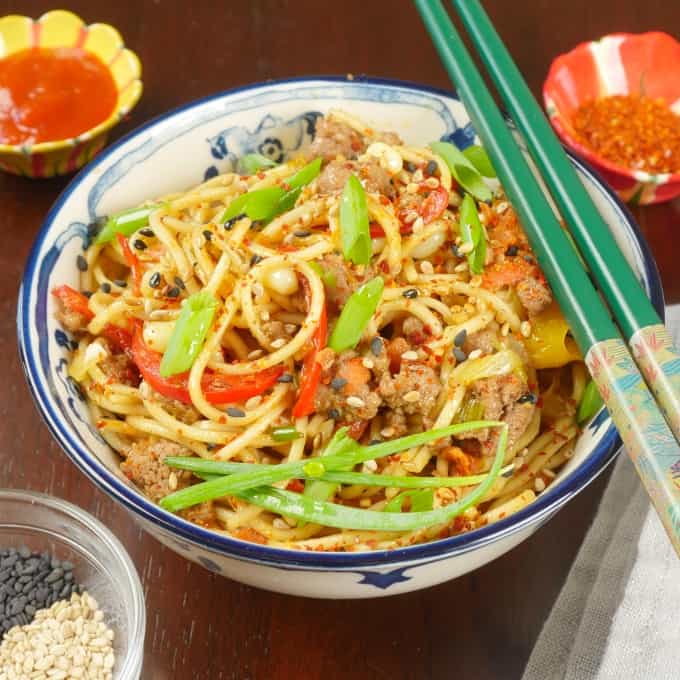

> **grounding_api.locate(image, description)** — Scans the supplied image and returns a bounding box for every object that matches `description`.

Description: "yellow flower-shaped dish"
[0,10,142,177]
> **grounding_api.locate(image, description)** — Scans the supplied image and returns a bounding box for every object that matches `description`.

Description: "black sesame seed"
[368,439,382,446]
[523,255,534,264]
[100,282,111,294]
[149,272,161,289]
[224,213,244,231]
[370,336,383,357]
[86,221,101,238]
[203,230,213,241]
[133,239,147,251]
[141,228,155,238]
[328,408,341,420]
[402,288,419,299]
[451,244,462,258]
[505,245,519,257]
[82,290,93,298]
[250,220,264,231]
[250,254,263,267]
[69,340,79,351]
[113,279,127,288]
[453,347,467,363]
[405,161,417,172]
[206,443,217,451]
[453,329,467,347]
[517,392,538,404]
[166,286,181,298]
[277,373,294,383]
[294,230,311,238]
[76,255,88,272]
[174,276,186,290]
[331,377,348,391]
[425,160,438,176]
[226,407,245,418]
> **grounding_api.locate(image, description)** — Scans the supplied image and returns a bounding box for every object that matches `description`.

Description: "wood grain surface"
[1,2,678,678]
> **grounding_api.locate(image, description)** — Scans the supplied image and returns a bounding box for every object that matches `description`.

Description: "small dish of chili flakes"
[543,31,680,205]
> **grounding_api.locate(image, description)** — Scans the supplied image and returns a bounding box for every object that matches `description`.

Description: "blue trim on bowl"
[17,76,664,570]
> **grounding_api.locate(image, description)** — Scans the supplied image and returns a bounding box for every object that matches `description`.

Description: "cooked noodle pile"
[54,111,587,551]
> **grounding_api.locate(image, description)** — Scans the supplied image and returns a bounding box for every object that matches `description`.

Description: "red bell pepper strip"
[101,323,133,356]
[51,285,94,321]
[116,233,143,295]
[419,185,449,224]
[130,324,282,404]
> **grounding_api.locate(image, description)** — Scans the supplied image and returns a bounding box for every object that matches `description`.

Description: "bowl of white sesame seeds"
[0,490,145,679]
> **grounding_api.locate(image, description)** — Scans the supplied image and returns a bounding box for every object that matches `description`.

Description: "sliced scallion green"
[462,145,496,178]
[429,140,492,202]
[328,277,384,352]
[384,488,434,513]
[94,204,163,244]
[459,193,487,275]
[270,426,302,442]
[577,379,604,423]
[239,153,276,174]
[340,174,371,265]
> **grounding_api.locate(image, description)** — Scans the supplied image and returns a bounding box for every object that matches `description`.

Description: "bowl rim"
[0,9,143,155]
[0,488,145,676]
[542,30,680,184]
[17,75,665,569]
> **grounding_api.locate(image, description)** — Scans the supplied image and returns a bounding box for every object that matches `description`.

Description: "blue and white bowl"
[18,77,664,598]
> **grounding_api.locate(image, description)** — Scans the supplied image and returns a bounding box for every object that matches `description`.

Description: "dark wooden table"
[2,2,679,678]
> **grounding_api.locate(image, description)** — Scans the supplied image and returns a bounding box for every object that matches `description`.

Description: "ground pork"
[319,253,374,308]
[373,130,403,146]
[55,307,89,333]
[309,117,365,161]
[378,361,441,418]
[99,352,140,387]
[317,159,395,197]
[180,502,219,529]
[464,326,499,356]
[402,317,428,345]
[517,277,553,316]
[150,390,201,424]
[120,438,194,503]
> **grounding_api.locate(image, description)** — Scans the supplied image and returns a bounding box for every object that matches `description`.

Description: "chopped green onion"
[454,395,485,423]
[577,379,604,423]
[309,261,337,289]
[459,193,487,275]
[159,291,218,377]
[239,153,276,174]
[270,426,302,442]
[462,145,496,178]
[165,456,514,488]
[94,204,163,244]
[159,420,504,512]
[220,158,322,223]
[385,488,434,513]
[429,141,492,202]
[340,174,371,265]
[235,425,508,531]
[328,277,384,352]
[303,460,325,477]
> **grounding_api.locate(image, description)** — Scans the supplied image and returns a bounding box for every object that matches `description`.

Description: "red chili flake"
[286,479,305,493]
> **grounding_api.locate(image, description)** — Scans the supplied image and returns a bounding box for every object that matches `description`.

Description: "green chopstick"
[451,0,680,447]
[415,0,680,557]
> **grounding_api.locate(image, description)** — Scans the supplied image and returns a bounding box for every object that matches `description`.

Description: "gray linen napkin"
[522,305,680,680]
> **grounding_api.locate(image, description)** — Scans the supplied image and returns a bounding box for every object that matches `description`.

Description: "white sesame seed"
[403,390,420,403]
[543,468,556,478]
[420,260,434,274]
[454,263,468,272]
[245,395,262,410]
[284,323,297,334]
[534,477,546,492]
[495,201,509,214]
[273,518,290,530]
[412,216,425,232]
[520,321,532,338]
[359,498,372,507]
[448,191,462,207]
[362,357,375,369]
[380,427,396,438]
[401,350,418,361]
[270,337,287,349]
[247,349,264,359]
[260,310,270,321]
[346,396,366,408]
[403,210,419,224]
[406,182,420,194]
[501,322,510,336]
[168,472,178,491]
[252,282,265,298]
[412,169,424,183]
[470,275,482,288]
[363,459,378,472]
[458,242,474,254]
[467,349,483,360]
[423,177,440,188]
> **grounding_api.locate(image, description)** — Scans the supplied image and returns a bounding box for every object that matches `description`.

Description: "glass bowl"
[0,489,145,678]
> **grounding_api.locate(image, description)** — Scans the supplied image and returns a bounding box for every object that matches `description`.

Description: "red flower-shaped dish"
[543,31,680,205]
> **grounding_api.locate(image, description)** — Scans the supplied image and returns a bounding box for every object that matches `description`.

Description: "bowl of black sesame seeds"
[0,490,145,679]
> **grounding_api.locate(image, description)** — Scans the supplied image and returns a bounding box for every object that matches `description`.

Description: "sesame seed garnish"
[139,228,155,237]
[362,357,374,369]
[412,216,425,232]
[271,338,287,349]
[133,239,147,251]
[454,263,468,272]
[380,426,396,438]
[100,282,111,294]
[328,408,341,419]
[166,286,181,298]
[224,214,244,230]
[331,377,348,390]
[76,255,88,272]
[425,160,438,176]
[273,518,290,530]
[403,390,420,403]
[523,255,534,264]
[403,210,419,224]
[370,336,383,356]
[174,276,186,289]
[250,254,263,267]
[534,478,546,492]
[520,320,532,337]
[203,230,213,241]
[495,201,509,214]
[245,395,262,409]
[405,161,417,172]
[467,349,483,360]
[149,272,161,288]
[401,350,418,361]
[420,260,434,274]
[517,392,538,404]
[277,373,294,383]
[284,323,297,334]
[458,242,474,254]
[453,347,467,363]
[346,396,366,408]
[113,279,127,288]
[247,349,264,359]
[501,322,510,336]
[423,177,439,189]
[505,244,519,257]
[363,459,378,472]
[83,290,93,299]
[406,182,420,194]
[168,471,178,490]
[226,407,245,418]
[453,329,467,347]
[402,288,419,299]
[294,230,311,238]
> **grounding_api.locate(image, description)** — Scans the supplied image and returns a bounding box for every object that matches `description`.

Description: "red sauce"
[0,47,118,146]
